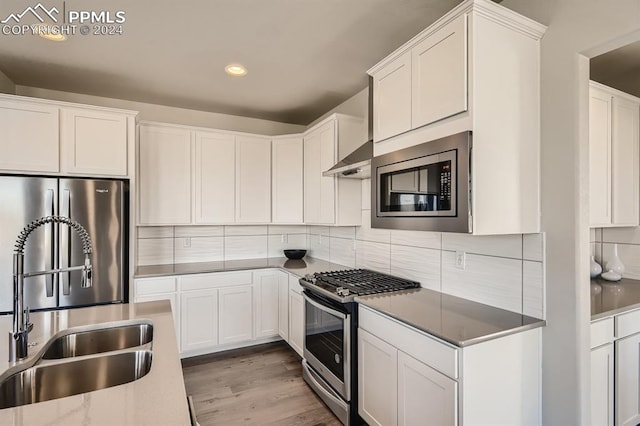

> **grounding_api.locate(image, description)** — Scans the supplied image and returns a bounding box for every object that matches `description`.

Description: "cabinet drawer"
[591,317,614,349]
[180,271,253,291]
[359,305,458,379]
[616,309,640,339]
[135,277,177,296]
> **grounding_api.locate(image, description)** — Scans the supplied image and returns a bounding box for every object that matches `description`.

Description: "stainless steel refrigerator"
[0,176,127,313]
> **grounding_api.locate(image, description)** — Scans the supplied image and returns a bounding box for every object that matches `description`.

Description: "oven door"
[303,291,351,401]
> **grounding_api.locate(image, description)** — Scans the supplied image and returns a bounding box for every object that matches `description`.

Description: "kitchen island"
[0,300,190,426]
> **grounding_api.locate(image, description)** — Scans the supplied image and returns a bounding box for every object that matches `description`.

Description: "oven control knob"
[335,354,340,364]
[336,287,350,297]
[304,274,316,284]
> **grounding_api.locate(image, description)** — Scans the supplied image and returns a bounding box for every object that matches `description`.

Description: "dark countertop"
[135,257,351,279]
[591,277,640,320]
[356,288,545,347]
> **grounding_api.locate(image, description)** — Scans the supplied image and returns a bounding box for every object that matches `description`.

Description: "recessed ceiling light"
[225,63,247,77]
[37,24,67,41]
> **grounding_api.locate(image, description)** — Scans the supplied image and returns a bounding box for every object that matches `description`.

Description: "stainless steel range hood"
[323,140,372,178]
[323,81,373,179]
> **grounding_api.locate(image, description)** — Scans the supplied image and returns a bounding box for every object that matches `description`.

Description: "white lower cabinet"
[616,332,640,426]
[181,289,219,352]
[278,272,290,341]
[591,343,614,426]
[254,270,281,339]
[288,273,305,357]
[398,351,457,425]
[219,286,254,345]
[359,328,457,426]
[359,306,540,426]
[358,329,398,426]
[137,269,303,358]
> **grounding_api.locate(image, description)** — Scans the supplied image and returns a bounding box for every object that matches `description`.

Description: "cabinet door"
[219,285,253,344]
[358,329,398,426]
[194,131,235,224]
[373,51,412,142]
[616,333,640,426]
[611,96,640,226]
[411,14,467,128]
[272,136,304,223]
[254,270,280,338]
[139,124,192,225]
[180,289,218,353]
[0,100,59,173]
[398,351,457,426]
[304,121,336,224]
[61,108,128,176]
[591,344,614,426]
[236,136,271,223]
[589,87,613,226]
[278,272,289,341]
[289,289,304,356]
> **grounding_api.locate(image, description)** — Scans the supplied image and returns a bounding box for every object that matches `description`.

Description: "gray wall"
[15,86,305,135]
[501,0,640,424]
[0,70,15,94]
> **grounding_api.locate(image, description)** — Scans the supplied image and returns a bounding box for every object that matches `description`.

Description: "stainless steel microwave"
[371,131,472,233]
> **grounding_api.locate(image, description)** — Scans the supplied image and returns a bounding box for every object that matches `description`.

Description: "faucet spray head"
[81,255,93,288]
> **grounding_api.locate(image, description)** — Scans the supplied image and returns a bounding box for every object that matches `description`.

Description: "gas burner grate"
[311,269,420,296]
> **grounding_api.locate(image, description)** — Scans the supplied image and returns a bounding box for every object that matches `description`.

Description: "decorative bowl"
[284,249,306,260]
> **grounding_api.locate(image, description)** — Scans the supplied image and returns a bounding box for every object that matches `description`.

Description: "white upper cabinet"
[61,108,129,176]
[138,122,278,226]
[272,135,304,224]
[304,120,335,224]
[138,123,192,225]
[411,14,467,129]
[373,51,412,142]
[236,136,271,223]
[369,0,545,152]
[589,81,640,228]
[194,131,236,224]
[304,114,362,226]
[0,94,136,177]
[0,98,59,173]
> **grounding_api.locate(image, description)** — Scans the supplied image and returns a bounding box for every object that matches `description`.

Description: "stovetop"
[300,269,420,303]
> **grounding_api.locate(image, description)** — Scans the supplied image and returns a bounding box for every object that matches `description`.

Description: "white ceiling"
[0,0,462,125]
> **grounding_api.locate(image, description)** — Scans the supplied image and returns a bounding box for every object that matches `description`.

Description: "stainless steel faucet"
[10,215,93,362]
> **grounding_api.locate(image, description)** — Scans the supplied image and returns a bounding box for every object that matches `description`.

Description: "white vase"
[590,256,602,278]
[605,244,625,276]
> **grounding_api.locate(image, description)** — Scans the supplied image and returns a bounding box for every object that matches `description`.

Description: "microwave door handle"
[61,189,71,296]
[44,189,55,297]
[302,292,347,320]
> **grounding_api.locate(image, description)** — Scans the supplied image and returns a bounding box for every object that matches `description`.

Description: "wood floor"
[182,342,342,426]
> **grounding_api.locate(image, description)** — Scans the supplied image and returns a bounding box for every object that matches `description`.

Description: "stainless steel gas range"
[299,269,420,425]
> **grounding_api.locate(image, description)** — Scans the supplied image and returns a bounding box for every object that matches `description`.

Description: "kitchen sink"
[0,349,153,409]
[41,320,153,359]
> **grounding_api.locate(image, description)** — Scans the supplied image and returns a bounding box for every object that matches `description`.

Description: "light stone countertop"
[591,277,640,320]
[356,288,545,347]
[0,301,190,426]
[135,256,351,279]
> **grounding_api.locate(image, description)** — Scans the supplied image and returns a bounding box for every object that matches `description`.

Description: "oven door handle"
[303,292,348,320]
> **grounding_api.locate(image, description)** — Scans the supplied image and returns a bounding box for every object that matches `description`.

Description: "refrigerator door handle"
[44,189,55,297]
[61,189,71,296]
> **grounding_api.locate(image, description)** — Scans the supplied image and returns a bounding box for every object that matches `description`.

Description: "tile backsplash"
[592,227,640,279]
[137,179,545,319]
